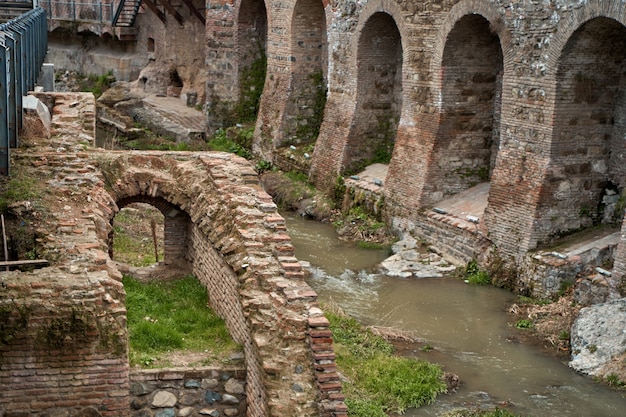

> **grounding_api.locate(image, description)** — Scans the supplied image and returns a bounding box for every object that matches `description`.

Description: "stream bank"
[281,212,626,416]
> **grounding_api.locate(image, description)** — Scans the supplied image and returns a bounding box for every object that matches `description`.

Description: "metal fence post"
[0,39,10,176]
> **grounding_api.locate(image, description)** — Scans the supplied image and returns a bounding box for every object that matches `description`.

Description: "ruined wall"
[46,0,207,105]
[102,151,347,417]
[0,93,130,416]
[609,217,626,296]
[2,92,347,416]
[133,1,208,105]
[129,368,247,416]
[0,270,129,417]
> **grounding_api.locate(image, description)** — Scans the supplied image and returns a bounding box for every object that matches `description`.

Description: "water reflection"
[282,212,626,417]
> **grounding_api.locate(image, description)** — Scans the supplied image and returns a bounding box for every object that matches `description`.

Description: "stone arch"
[97,152,343,416]
[342,10,403,174]
[277,0,328,148]
[236,0,268,122]
[424,9,504,203]
[111,195,188,266]
[535,17,626,241]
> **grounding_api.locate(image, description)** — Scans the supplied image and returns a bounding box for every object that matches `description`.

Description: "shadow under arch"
[111,195,189,266]
[535,16,626,244]
[235,0,268,122]
[342,10,403,175]
[278,0,328,148]
[424,13,503,203]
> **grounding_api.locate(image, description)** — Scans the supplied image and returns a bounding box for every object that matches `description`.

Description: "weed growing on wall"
[326,308,446,416]
[207,127,254,159]
[465,260,490,285]
[294,71,327,142]
[234,49,267,122]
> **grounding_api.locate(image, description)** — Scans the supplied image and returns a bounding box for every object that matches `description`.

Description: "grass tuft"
[326,309,446,416]
[123,275,240,367]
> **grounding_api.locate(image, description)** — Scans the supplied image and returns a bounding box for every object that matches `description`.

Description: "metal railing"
[38,0,114,23]
[0,6,47,175]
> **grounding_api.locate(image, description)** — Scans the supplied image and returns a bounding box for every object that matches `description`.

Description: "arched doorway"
[109,196,189,267]
[280,0,328,147]
[429,14,503,201]
[236,0,268,122]
[537,17,626,241]
[343,12,402,175]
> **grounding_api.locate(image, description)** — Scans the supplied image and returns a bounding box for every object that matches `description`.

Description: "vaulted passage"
[110,196,188,267]
[344,12,402,174]
[280,0,327,147]
[237,0,268,121]
[535,18,626,240]
[431,14,502,200]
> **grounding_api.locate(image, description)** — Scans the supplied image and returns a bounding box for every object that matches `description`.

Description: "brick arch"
[275,0,329,149]
[113,195,189,266]
[534,16,626,243]
[420,12,504,204]
[429,1,510,96]
[236,0,268,113]
[341,4,404,174]
[98,152,345,416]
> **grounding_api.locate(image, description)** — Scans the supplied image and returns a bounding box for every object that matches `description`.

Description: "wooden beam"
[142,0,167,24]
[0,259,49,267]
[155,0,184,26]
[181,0,205,25]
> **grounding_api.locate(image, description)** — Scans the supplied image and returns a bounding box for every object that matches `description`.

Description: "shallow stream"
[282,212,626,417]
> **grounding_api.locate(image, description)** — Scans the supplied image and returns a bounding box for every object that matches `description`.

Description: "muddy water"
[282,213,626,417]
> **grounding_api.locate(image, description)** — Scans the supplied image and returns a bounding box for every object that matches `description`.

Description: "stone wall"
[129,368,246,417]
[203,0,626,268]
[1,92,347,416]
[47,0,207,105]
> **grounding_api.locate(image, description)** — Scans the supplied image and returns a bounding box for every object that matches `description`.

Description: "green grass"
[0,175,42,213]
[442,408,523,417]
[207,128,253,159]
[326,310,446,416]
[112,207,164,267]
[123,275,240,367]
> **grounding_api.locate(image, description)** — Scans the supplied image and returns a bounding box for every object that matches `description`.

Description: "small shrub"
[255,159,273,174]
[605,373,625,388]
[515,319,534,329]
[587,344,598,353]
[208,129,252,159]
[466,260,490,285]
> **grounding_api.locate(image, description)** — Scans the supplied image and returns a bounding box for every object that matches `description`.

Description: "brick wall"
[103,151,347,416]
[278,0,328,147]
[0,271,129,417]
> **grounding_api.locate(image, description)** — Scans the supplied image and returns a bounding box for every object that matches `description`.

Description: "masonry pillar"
[205,0,238,131]
[252,0,292,160]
